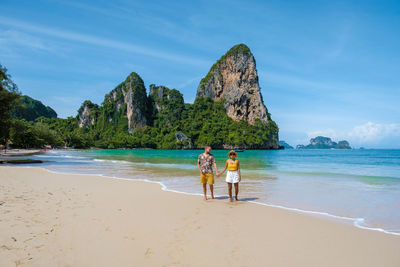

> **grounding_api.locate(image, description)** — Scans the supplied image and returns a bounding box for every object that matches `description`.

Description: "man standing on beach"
[197,146,219,200]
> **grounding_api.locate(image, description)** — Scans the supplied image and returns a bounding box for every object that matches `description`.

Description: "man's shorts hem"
[200,173,214,185]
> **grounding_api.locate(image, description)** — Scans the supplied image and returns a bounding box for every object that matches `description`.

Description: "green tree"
[0,64,20,145]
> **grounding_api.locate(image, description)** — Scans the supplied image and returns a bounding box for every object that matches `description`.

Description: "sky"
[1,0,399,148]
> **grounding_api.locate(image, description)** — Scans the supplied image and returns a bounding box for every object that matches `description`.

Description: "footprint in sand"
[1,245,12,250]
[123,235,135,241]
[145,248,154,257]
[24,237,34,243]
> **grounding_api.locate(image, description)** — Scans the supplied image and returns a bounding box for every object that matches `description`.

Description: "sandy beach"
[1,166,399,266]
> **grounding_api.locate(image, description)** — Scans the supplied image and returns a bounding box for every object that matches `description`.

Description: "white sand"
[1,166,399,266]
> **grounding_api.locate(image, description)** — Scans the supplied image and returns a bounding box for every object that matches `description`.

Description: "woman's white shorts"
[226,170,240,183]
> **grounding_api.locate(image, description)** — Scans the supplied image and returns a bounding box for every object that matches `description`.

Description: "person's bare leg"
[234,183,239,201]
[209,184,214,199]
[227,183,233,202]
[203,183,207,200]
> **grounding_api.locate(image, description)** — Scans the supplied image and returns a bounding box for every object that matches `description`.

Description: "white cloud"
[0,16,209,66]
[306,122,400,148]
[0,30,50,51]
[348,122,400,143]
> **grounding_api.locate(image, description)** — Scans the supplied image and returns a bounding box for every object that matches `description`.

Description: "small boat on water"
[234,149,245,153]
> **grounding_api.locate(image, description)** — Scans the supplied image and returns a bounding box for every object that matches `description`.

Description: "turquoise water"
[30,149,400,234]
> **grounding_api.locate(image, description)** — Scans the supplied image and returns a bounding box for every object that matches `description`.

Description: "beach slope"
[0,166,399,266]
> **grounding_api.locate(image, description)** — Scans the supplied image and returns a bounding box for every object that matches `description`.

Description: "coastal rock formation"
[175,132,193,149]
[336,140,351,149]
[310,136,337,147]
[12,95,57,121]
[77,100,98,128]
[104,72,148,133]
[279,141,294,149]
[196,44,269,125]
[148,84,185,126]
[297,136,351,149]
[70,44,280,149]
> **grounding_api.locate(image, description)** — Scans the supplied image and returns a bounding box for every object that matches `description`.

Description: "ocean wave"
[35,154,88,160]
[251,169,400,180]
[91,158,196,170]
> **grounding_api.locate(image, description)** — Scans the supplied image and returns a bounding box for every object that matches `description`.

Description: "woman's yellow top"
[227,159,238,171]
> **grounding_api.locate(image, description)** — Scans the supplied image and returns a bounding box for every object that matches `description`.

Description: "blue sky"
[1,0,399,148]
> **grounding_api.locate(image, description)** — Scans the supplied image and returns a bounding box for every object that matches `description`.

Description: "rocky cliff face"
[297,136,351,149]
[175,132,193,149]
[77,100,98,128]
[104,72,148,133]
[310,136,337,147]
[196,44,269,125]
[148,84,185,126]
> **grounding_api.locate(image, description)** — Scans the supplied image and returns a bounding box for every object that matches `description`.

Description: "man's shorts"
[200,173,214,185]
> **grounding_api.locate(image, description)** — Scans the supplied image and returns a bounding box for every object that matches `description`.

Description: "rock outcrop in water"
[297,136,351,149]
[196,44,270,125]
[336,140,351,149]
[279,141,293,149]
[175,132,193,149]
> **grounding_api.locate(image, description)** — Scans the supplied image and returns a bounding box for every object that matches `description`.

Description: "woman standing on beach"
[217,150,241,202]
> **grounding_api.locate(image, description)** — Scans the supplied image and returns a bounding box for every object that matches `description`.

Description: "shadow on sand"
[238,197,259,202]
[214,196,259,202]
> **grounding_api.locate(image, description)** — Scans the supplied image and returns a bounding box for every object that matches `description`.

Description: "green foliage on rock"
[2,64,280,150]
[148,84,185,128]
[12,95,57,121]
[178,97,278,149]
[297,136,351,149]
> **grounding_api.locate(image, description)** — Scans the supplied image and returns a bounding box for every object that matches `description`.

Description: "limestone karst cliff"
[297,136,351,149]
[74,44,279,149]
[148,84,185,127]
[77,100,98,128]
[103,72,148,133]
[196,44,270,125]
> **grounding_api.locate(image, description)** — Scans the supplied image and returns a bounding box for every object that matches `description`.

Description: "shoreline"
[20,165,400,237]
[1,166,400,266]
[0,149,44,158]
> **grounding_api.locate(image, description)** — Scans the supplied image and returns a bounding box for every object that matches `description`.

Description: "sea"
[20,148,400,235]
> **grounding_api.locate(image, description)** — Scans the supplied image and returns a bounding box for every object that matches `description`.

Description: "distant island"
[279,141,293,149]
[296,136,351,149]
[1,44,280,150]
